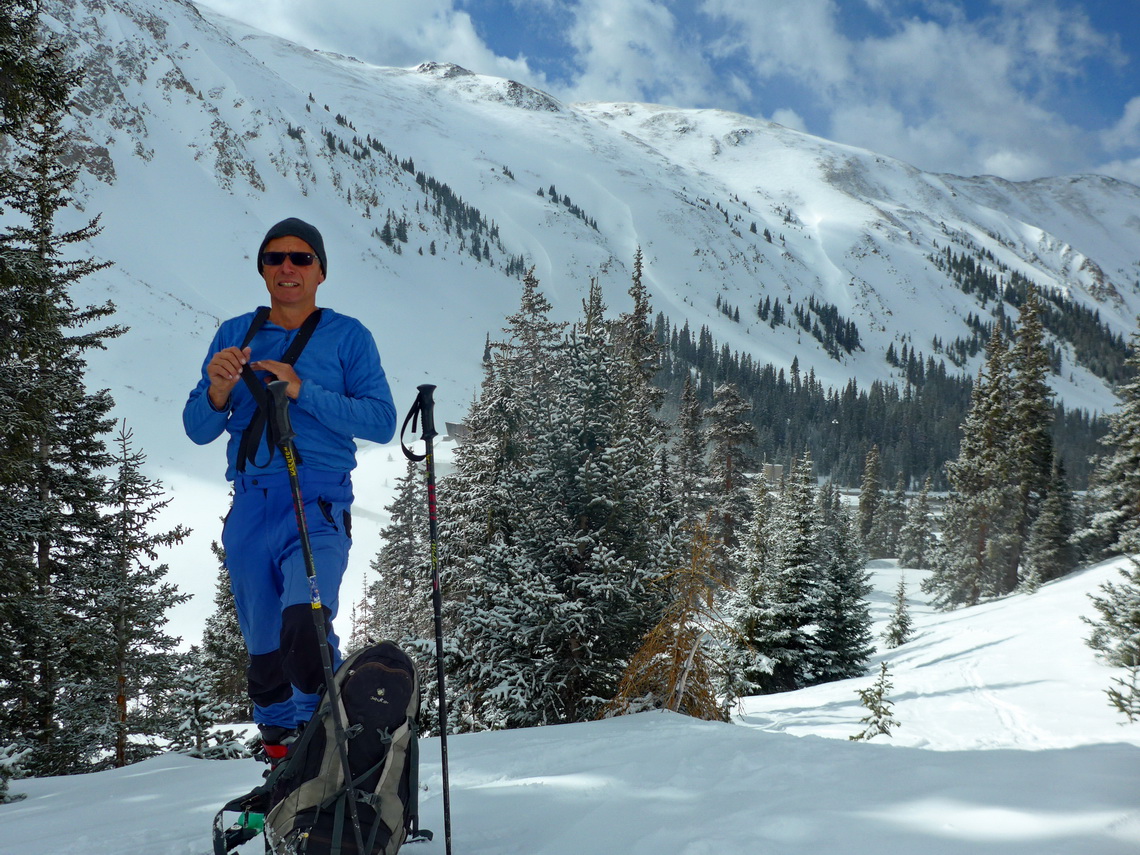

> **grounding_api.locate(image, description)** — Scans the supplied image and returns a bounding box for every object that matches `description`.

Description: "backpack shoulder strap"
[280,308,323,366]
[236,308,323,472]
[240,306,271,349]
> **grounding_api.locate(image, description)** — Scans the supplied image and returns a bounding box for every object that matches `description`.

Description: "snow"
[5,560,1139,854]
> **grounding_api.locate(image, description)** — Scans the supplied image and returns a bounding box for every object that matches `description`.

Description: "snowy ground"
[4,560,1139,854]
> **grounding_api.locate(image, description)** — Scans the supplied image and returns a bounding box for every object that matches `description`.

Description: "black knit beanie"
[256,217,327,274]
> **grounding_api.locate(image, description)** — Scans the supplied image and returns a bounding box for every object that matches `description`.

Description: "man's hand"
[207,346,252,409]
[250,359,302,400]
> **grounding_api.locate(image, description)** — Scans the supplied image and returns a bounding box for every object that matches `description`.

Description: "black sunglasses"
[261,251,316,267]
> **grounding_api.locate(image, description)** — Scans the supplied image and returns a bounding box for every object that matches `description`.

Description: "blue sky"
[199,0,1140,183]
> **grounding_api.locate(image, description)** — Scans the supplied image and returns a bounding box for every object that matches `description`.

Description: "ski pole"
[400,384,453,855]
[266,380,367,855]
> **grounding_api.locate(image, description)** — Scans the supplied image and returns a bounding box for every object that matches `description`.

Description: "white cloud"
[1103,97,1140,153]
[1093,156,1140,187]
[770,108,807,133]
[700,0,852,90]
[979,149,1052,182]
[199,0,544,85]
[698,0,1112,178]
[557,0,719,108]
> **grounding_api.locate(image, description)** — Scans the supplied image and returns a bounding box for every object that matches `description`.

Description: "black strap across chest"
[236,307,323,472]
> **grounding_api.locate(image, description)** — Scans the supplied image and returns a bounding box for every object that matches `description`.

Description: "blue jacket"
[183,308,396,480]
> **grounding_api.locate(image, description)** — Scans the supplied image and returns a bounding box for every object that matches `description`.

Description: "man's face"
[261,235,325,310]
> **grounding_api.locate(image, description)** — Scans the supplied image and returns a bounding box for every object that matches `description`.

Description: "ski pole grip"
[401,384,437,461]
[266,380,296,445]
[416,384,438,441]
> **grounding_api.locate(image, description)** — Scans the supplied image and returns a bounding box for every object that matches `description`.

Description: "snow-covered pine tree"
[441,273,571,729]
[1021,458,1077,590]
[0,743,31,804]
[742,452,824,693]
[1078,323,1140,560]
[721,473,778,700]
[94,423,190,768]
[1009,283,1056,578]
[0,1,76,151]
[850,661,900,740]
[345,577,372,654]
[704,382,756,577]
[1108,665,1140,723]
[448,272,671,729]
[199,541,249,721]
[925,329,1020,608]
[616,247,664,416]
[856,444,884,549]
[867,474,906,559]
[0,33,125,774]
[1084,558,1140,721]
[166,650,250,760]
[813,483,873,682]
[882,575,914,649]
[674,374,708,526]
[898,477,935,569]
[367,458,431,646]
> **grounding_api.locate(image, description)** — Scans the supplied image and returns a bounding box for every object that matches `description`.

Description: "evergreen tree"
[0,29,125,774]
[814,485,873,682]
[1009,284,1056,575]
[367,458,431,645]
[882,575,914,649]
[0,743,31,804]
[898,478,935,569]
[344,579,371,654]
[739,452,824,693]
[96,424,190,767]
[850,661,900,741]
[867,474,906,558]
[925,330,1020,608]
[617,247,663,415]
[166,650,250,760]
[1021,458,1077,589]
[721,475,778,700]
[1084,559,1140,721]
[704,382,756,574]
[857,445,884,549]
[198,541,248,721]
[674,375,707,525]
[1078,323,1140,560]
[0,1,72,138]
[1107,664,1140,723]
[447,272,672,728]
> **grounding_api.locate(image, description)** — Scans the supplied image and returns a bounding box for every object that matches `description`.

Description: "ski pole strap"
[237,308,322,471]
[400,384,438,462]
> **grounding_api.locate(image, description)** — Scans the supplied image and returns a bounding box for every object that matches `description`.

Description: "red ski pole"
[400,384,453,855]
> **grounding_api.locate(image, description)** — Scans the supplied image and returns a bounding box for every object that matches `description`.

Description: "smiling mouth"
[278,281,301,288]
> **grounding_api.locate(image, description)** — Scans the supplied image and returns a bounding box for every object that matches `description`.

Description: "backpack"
[264,641,431,855]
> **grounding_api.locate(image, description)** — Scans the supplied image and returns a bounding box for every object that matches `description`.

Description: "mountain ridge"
[48,0,1140,420]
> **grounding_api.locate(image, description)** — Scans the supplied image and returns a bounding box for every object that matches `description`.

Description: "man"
[183,218,395,762]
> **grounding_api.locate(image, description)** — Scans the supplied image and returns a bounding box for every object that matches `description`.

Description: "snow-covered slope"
[4,560,1139,854]
[48,0,1140,418]
[30,0,1140,638]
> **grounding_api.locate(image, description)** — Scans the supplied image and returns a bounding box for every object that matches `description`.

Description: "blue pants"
[222,469,354,729]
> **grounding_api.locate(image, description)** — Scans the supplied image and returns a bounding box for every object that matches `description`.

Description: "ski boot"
[214,725,301,853]
[256,724,300,770]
